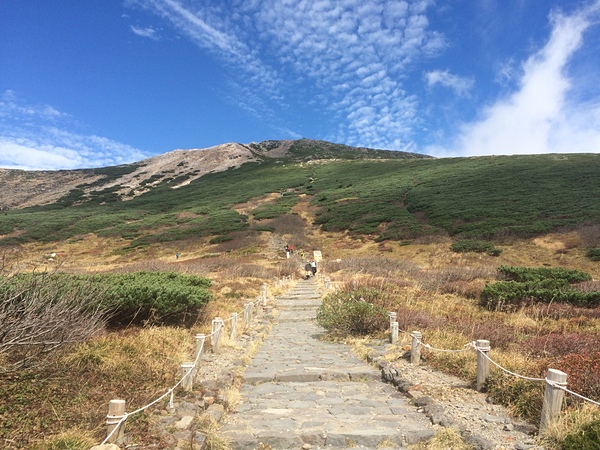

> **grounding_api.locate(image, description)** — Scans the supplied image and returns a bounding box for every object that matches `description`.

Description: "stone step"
[219,281,435,450]
[223,381,434,450]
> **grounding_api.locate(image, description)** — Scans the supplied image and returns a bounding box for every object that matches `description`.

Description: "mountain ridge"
[0,139,427,210]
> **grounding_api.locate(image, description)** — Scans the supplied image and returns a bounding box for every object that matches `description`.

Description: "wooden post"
[230,313,238,341]
[262,283,267,306]
[106,399,126,444]
[256,298,262,317]
[181,362,195,391]
[389,312,397,331]
[411,331,422,365]
[476,339,491,391]
[391,321,398,344]
[195,334,206,361]
[212,317,223,353]
[540,368,568,431]
[244,302,252,329]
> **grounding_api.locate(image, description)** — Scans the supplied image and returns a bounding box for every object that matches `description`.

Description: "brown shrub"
[577,223,600,247]
[557,351,600,405]
[393,305,449,332]
[211,230,264,253]
[416,265,497,291]
[520,333,600,358]
[523,303,600,321]
[574,281,600,293]
[439,280,486,299]
[267,214,307,243]
[334,256,421,278]
[464,320,518,350]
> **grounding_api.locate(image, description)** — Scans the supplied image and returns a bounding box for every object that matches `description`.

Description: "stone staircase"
[220,279,435,449]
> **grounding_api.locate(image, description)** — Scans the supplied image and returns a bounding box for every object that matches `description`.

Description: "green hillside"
[1,150,600,247]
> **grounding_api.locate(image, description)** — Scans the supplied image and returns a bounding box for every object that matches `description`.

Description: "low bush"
[485,374,545,421]
[4,272,213,327]
[498,266,593,283]
[586,248,600,261]
[209,234,234,244]
[560,419,600,450]
[557,351,600,406]
[480,267,599,311]
[519,333,599,358]
[451,240,501,256]
[316,287,389,336]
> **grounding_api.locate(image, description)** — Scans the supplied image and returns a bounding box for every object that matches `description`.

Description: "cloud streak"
[0,93,148,170]
[427,2,600,156]
[130,0,445,150]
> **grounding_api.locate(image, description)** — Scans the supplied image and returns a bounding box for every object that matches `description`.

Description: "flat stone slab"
[219,279,435,449]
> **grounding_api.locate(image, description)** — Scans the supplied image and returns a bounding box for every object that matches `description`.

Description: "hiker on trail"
[175,252,180,259]
[285,244,290,258]
[304,262,312,279]
[309,260,317,276]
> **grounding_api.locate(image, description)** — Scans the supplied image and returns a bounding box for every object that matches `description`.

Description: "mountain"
[1,141,599,250]
[0,139,428,210]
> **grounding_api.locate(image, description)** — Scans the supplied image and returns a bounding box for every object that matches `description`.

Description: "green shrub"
[3,272,212,327]
[561,420,600,450]
[480,267,599,310]
[451,240,501,256]
[316,288,389,337]
[209,235,234,244]
[586,248,600,261]
[498,266,592,283]
[485,374,544,421]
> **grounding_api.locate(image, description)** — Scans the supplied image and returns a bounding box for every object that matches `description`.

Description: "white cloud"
[130,25,159,40]
[426,2,600,157]
[129,0,445,150]
[238,0,443,149]
[0,94,148,170]
[424,70,474,97]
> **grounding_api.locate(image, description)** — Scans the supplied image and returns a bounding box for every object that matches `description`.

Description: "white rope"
[100,338,208,445]
[393,318,600,409]
[420,340,473,353]
[396,327,471,353]
[546,379,600,407]
[98,281,276,446]
[473,345,545,382]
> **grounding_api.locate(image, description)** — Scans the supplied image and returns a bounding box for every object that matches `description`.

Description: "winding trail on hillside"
[219,278,435,449]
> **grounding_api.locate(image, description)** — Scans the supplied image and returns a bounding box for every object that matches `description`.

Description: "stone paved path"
[220,279,435,449]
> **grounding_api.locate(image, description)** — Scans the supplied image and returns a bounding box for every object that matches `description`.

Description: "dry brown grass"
[539,403,600,449]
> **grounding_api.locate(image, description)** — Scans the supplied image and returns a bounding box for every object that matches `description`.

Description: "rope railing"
[95,279,284,446]
[387,311,600,432]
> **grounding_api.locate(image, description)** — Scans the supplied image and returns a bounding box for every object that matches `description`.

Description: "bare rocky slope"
[0,139,428,210]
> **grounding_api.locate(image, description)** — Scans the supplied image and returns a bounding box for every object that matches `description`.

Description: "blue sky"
[2,0,600,170]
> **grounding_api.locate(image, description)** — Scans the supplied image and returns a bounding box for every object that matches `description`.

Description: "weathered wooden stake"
[391,321,399,344]
[389,312,397,331]
[181,362,195,391]
[230,313,238,341]
[248,302,254,324]
[195,334,206,361]
[476,339,491,391]
[411,331,422,365]
[262,283,268,306]
[211,317,224,353]
[106,399,126,444]
[540,368,568,431]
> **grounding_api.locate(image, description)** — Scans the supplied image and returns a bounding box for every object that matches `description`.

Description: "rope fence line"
[96,278,287,446]
[387,311,600,432]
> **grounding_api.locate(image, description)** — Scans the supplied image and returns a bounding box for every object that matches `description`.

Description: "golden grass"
[539,404,600,449]
[408,427,473,450]
[29,429,97,450]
